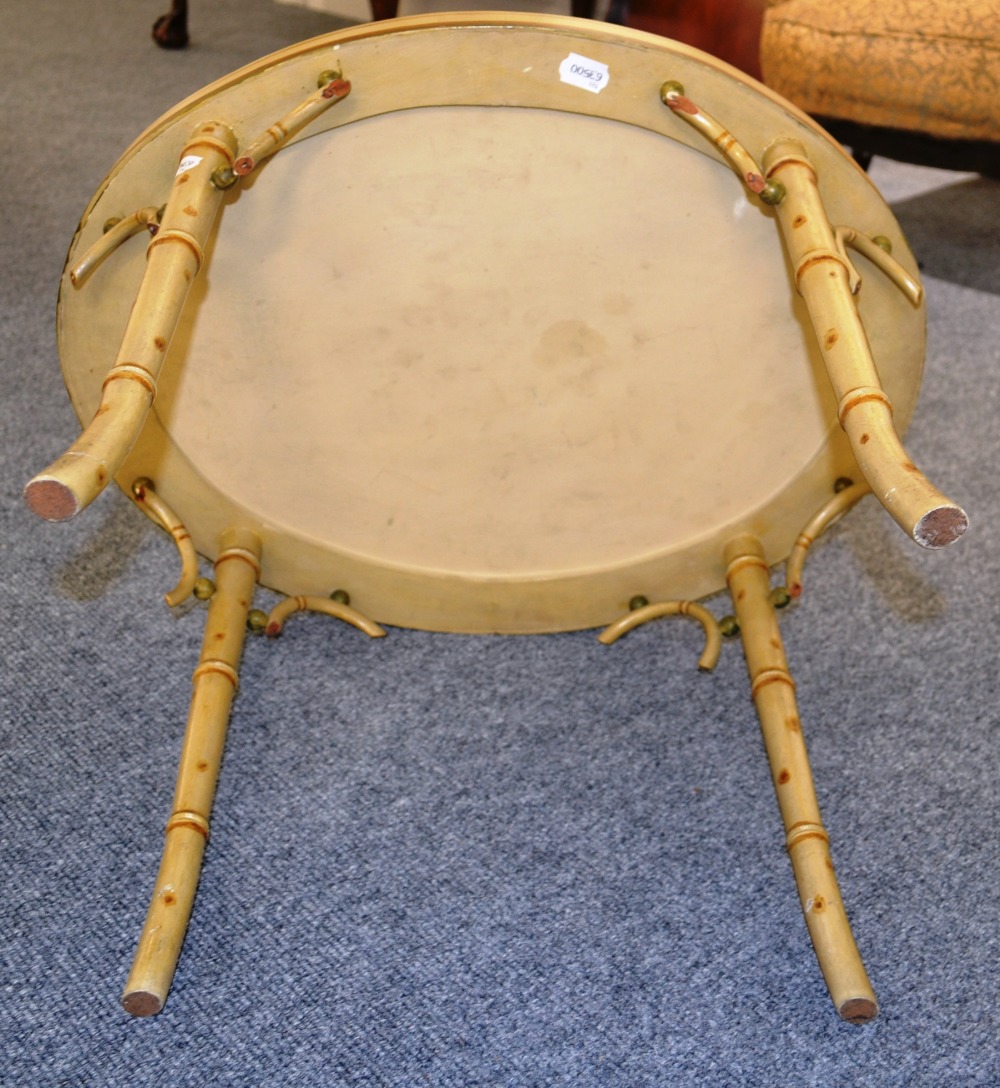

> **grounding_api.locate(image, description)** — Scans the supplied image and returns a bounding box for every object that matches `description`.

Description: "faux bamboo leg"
[122,527,260,1017]
[762,139,966,550]
[659,85,965,550]
[25,121,238,522]
[725,534,877,1023]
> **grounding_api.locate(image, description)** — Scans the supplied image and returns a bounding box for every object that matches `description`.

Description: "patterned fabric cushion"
[760,0,1000,141]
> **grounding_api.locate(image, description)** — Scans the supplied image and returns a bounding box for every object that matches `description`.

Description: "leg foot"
[152,0,189,49]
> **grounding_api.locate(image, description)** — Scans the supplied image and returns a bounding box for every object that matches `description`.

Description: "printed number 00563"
[570,63,604,83]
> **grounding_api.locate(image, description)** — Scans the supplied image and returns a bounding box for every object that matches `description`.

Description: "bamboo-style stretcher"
[26,13,967,1022]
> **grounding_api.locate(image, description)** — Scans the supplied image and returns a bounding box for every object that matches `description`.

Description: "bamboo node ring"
[724,553,769,581]
[192,659,240,690]
[166,810,210,839]
[215,546,262,580]
[103,362,157,396]
[793,246,857,294]
[786,821,830,852]
[147,227,206,271]
[837,387,893,427]
[750,667,796,699]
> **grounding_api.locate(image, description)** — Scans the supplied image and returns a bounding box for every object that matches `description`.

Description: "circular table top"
[56,14,925,632]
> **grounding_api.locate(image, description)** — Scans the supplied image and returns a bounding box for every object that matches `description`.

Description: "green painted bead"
[769,587,792,610]
[193,577,216,601]
[759,179,786,206]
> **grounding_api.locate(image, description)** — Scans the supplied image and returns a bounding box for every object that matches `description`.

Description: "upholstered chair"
[759,0,1000,173]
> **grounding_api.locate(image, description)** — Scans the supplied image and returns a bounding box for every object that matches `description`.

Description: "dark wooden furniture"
[153,0,598,48]
[624,0,766,79]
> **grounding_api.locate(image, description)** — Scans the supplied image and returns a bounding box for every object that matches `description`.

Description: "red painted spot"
[323,78,351,99]
[668,94,699,115]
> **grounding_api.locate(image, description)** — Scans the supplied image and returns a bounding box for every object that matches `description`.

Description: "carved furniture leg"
[369,0,398,20]
[121,527,261,1016]
[153,0,189,49]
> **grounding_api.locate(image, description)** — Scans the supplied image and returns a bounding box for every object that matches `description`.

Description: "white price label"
[176,154,203,175]
[558,52,609,94]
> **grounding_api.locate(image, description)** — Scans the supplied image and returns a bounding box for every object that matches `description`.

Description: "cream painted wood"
[49,14,927,631]
[121,527,261,1017]
[762,139,966,549]
[786,479,871,599]
[26,122,238,521]
[725,534,877,1023]
[264,594,387,637]
[131,477,200,606]
[597,599,722,670]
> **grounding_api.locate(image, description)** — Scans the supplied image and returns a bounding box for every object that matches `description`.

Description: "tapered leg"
[122,527,261,1016]
[152,0,189,49]
[368,0,397,21]
[725,533,877,1023]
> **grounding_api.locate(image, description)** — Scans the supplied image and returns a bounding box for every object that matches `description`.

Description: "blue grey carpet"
[2,1,999,1084]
